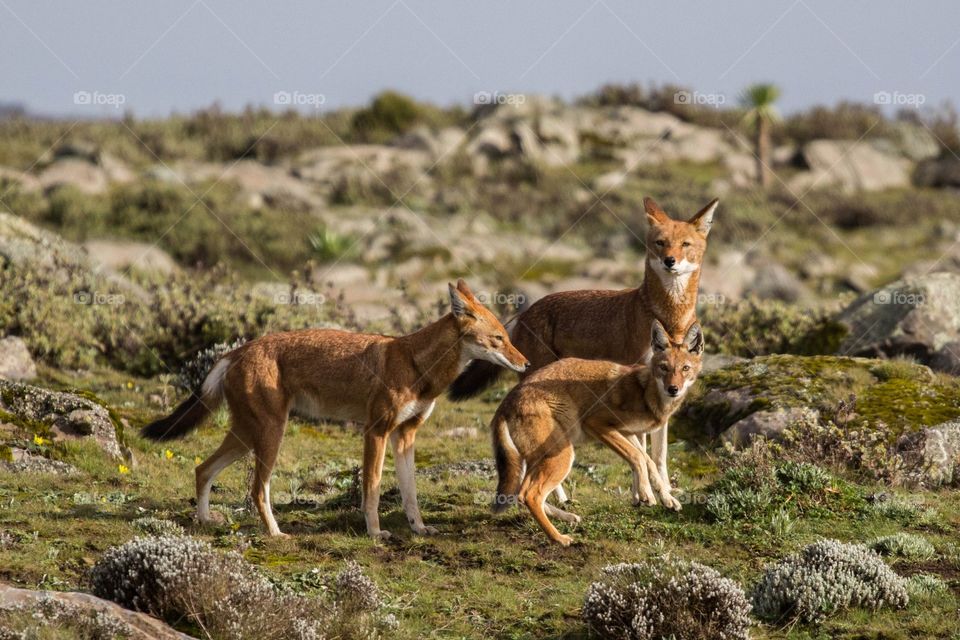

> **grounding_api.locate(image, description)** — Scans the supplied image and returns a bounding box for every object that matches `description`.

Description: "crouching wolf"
[142,280,528,539]
[489,320,703,546]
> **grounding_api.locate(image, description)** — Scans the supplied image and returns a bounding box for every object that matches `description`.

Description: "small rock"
[441,426,478,439]
[721,407,820,448]
[0,336,37,381]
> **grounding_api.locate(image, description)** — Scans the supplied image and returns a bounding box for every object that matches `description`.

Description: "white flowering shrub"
[132,516,185,537]
[869,532,935,560]
[89,535,390,639]
[0,595,132,640]
[750,539,909,624]
[582,559,751,640]
[175,338,246,392]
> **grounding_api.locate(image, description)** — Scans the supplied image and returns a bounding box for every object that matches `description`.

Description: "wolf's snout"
[663,256,676,268]
[667,384,680,396]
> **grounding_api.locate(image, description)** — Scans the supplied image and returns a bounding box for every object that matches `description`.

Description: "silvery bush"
[89,535,388,639]
[175,338,246,392]
[132,516,185,537]
[868,532,935,560]
[582,559,751,640]
[750,539,909,624]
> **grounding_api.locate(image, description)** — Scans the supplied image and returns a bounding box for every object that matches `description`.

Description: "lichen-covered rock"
[897,418,960,486]
[837,272,960,374]
[0,582,195,640]
[1,446,78,475]
[673,355,960,445]
[721,406,820,447]
[0,380,123,459]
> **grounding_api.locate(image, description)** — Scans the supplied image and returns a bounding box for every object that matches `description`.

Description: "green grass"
[1,367,958,639]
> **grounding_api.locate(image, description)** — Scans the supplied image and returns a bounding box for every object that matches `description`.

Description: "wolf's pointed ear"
[449,282,470,318]
[651,319,670,351]
[644,197,670,226]
[455,278,477,301]
[683,322,704,355]
[688,198,719,237]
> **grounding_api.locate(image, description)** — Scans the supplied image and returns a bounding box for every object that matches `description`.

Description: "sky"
[1,0,957,119]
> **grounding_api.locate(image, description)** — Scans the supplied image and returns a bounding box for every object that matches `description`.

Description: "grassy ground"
[1,365,959,639]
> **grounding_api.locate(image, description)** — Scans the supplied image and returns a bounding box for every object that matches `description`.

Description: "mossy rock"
[673,355,960,444]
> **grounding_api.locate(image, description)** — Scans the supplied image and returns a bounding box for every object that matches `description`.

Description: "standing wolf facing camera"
[451,196,718,498]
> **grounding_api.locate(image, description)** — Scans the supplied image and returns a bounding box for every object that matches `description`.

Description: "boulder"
[898,418,960,486]
[721,407,820,447]
[189,159,321,211]
[673,355,959,446]
[84,240,179,275]
[789,140,912,193]
[0,583,195,640]
[0,380,123,459]
[0,166,40,191]
[393,126,466,161]
[292,145,432,202]
[836,272,960,373]
[37,158,109,194]
[0,337,36,381]
[914,157,960,188]
[1,447,78,475]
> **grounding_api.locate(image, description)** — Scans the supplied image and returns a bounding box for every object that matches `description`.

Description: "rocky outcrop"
[0,380,123,459]
[837,272,960,373]
[898,418,960,486]
[0,583,195,640]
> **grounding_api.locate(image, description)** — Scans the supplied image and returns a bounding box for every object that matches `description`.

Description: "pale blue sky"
[1,0,957,118]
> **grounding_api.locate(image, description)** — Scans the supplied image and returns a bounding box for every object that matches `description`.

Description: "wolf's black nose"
[667,385,679,396]
[663,256,676,268]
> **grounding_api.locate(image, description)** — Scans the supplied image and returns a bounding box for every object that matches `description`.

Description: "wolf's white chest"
[396,398,436,425]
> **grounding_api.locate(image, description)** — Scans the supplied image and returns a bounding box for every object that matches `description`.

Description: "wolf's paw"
[369,529,393,541]
[555,534,574,547]
[661,494,682,512]
[197,510,226,526]
[269,531,291,539]
[412,524,438,535]
[633,492,658,507]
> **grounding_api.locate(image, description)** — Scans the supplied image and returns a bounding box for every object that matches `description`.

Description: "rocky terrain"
[0,91,958,638]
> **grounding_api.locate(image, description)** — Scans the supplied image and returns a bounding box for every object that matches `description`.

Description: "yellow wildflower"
[164,449,174,460]
[118,464,130,474]
[33,434,49,446]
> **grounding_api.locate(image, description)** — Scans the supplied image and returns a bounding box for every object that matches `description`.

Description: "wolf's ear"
[688,198,719,237]
[455,278,477,301]
[449,282,471,318]
[644,197,670,226]
[683,322,704,355]
[651,319,670,351]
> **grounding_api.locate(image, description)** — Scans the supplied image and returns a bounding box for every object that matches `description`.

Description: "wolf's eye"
[682,241,691,248]
[682,365,691,372]
[494,335,505,343]
[655,240,666,247]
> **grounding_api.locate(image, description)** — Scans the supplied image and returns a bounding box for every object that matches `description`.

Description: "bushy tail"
[491,416,523,514]
[448,360,503,401]
[140,359,229,441]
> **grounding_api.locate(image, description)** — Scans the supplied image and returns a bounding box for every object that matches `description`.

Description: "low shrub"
[750,539,909,624]
[132,516,186,537]
[869,532,936,560]
[90,536,390,639]
[582,558,751,640]
[175,338,247,393]
[906,573,949,598]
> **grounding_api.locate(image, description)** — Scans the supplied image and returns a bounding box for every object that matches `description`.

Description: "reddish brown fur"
[143,280,528,538]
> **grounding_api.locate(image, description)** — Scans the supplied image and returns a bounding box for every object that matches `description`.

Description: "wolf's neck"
[643,380,681,424]
[401,314,464,396]
[641,259,700,322]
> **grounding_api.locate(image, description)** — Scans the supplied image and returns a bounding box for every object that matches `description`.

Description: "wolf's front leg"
[391,424,437,535]
[650,425,671,493]
[362,430,391,540]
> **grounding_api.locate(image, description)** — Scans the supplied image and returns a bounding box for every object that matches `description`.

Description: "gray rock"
[0,380,123,459]
[898,419,960,486]
[0,583,196,640]
[721,407,820,448]
[37,158,109,194]
[790,140,913,193]
[84,240,179,275]
[2,447,78,475]
[0,336,36,381]
[836,272,960,373]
